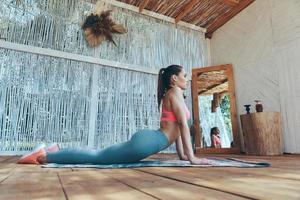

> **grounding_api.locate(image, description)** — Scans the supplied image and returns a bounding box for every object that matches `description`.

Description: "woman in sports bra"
[157,65,210,165]
[18,65,210,165]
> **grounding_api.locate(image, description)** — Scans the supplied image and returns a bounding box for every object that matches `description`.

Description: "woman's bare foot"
[17,147,46,164]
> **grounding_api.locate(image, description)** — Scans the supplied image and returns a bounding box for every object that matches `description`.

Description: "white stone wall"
[210,0,300,153]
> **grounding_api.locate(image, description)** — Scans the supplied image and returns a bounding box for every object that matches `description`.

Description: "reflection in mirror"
[197,70,233,148]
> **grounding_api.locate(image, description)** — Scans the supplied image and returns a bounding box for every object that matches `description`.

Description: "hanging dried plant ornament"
[82,10,127,47]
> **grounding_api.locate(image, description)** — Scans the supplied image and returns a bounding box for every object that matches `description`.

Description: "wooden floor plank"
[58,170,157,200]
[104,169,249,200]
[0,156,13,163]
[137,167,300,200]
[244,159,300,170]
[0,156,19,174]
[194,167,300,181]
[224,155,300,169]
[14,163,72,173]
[0,172,66,200]
[0,156,72,173]
[150,154,300,180]
[1,155,300,200]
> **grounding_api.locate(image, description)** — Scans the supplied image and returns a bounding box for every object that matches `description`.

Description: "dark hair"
[210,127,219,135]
[157,65,183,110]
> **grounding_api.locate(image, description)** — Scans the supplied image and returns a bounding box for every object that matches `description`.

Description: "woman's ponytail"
[157,65,183,110]
[157,68,165,110]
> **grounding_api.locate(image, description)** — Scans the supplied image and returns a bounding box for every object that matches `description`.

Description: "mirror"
[191,64,240,153]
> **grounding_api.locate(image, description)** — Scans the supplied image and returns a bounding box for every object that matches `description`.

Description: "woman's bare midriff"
[159,89,182,145]
[160,121,180,145]
[160,88,188,144]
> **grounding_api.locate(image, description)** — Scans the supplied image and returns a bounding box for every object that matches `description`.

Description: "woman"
[210,127,221,148]
[18,65,210,165]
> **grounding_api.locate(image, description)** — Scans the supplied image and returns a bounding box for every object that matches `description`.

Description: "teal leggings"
[46,129,169,164]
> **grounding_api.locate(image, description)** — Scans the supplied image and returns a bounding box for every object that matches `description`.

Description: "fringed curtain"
[0,0,207,153]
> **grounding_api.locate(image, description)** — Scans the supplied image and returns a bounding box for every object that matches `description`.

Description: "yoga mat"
[42,158,270,169]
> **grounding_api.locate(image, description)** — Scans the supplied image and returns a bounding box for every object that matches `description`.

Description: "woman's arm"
[175,136,188,160]
[170,88,195,162]
[171,88,211,165]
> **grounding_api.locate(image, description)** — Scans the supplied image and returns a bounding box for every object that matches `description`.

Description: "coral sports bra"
[160,102,190,122]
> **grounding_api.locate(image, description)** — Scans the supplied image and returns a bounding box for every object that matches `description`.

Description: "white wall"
[210,0,300,153]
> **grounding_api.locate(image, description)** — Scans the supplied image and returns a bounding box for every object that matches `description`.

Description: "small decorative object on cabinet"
[254,100,263,112]
[243,104,251,114]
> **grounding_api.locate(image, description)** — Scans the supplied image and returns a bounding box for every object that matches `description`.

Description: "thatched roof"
[115,0,255,38]
[197,70,228,95]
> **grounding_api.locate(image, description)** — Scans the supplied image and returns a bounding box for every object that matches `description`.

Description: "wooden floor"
[0,154,299,200]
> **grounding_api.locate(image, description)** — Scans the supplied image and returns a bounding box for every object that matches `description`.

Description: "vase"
[255,100,263,112]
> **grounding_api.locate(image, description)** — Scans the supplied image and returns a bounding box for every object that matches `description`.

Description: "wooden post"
[240,112,283,155]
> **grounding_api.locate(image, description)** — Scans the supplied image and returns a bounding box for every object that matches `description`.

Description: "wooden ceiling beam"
[139,0,150,13]
[205,0,255,38]
[198,89,228,96]
[197,78,228,95]
[175,0,199,23]
[221,0,240,7]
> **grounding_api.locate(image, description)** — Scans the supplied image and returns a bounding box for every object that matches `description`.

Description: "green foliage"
[220,94,232,138]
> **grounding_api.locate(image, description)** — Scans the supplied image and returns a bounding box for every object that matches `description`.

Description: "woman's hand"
[189,157,212,165]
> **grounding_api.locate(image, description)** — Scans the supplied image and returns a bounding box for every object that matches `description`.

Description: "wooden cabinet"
[240,112,283,155]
